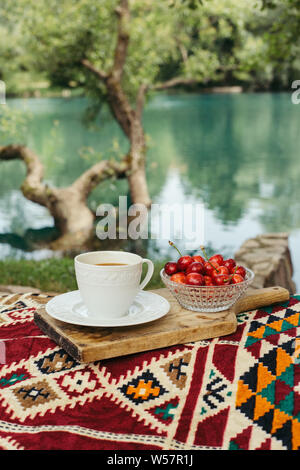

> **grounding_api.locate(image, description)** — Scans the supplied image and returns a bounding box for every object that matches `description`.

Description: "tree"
[0,0,154,249]
[0,0,205,249]
[1,0,292,249]
[258,0,300,87]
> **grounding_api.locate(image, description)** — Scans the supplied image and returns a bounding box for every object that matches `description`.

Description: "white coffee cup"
[74,251,154,319]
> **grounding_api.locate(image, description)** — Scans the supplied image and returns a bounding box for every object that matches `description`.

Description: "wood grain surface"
[34,286,289,363]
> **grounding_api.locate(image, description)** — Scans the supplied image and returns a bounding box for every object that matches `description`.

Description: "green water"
[0,93,300,288]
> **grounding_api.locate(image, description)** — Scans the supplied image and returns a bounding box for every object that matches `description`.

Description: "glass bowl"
[160,267,254,312]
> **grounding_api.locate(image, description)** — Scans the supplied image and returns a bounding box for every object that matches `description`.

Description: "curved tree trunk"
[0,0,202,251]
[103,77,151,208]
[127,116,151,207]
[0,0,152,251]
[45,187,96,250]
[0,145,129,249]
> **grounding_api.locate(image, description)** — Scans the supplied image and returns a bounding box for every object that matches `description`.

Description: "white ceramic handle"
[139,258,154,290]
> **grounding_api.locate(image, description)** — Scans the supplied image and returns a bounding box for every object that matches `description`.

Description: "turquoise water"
[0,92,300,288]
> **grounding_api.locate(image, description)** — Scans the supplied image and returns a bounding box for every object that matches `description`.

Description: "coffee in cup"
[74,251,154,319]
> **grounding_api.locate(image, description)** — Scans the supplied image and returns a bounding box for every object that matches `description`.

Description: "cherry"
[170,272,186,284]
[231,273,244,284]
[169,241,193,272]
[192,255,205,264]
[223,258,236,271]
[204,275,215,286]
[164,262,178,276]
[204,261,220,276]
[211,266,229,278]
[177,256,193,271]
[233,266,246,278]
[166,242,247,288]
[199,245,222,275]
[209,254,224,266]
[185,262,205,275]
[214,274,231,286]
[186,272,205,286]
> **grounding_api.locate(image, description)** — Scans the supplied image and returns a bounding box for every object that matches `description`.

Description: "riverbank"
[5,83,293,100]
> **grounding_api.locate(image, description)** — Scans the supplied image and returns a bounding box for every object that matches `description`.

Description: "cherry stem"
[217,266,239,285]
[199,245,220,273]
[169,240,182,257]
[225,266,239,284]
[229,266,238,280]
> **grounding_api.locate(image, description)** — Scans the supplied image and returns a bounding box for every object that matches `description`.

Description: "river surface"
[0,92,300,288]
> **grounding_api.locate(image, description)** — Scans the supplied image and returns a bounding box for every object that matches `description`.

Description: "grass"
[0,258,167,293]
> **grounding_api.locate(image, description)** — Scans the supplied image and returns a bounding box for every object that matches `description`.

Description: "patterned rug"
[0,292,299,450]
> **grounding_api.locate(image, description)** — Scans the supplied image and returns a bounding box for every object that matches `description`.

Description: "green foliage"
[261,0,300,84]
[0,106,30,144]
[170,0,266,84]
[1,0,299,99]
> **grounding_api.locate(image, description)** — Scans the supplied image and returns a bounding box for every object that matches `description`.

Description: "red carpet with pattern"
[0,292,299,450]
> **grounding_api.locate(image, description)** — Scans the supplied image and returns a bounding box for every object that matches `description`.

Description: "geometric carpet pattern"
[0,292,299,450]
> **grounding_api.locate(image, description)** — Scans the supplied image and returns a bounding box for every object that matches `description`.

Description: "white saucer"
[45,290,170,327]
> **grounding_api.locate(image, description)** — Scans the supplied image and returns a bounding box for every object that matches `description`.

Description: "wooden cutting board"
[34,286,289,363]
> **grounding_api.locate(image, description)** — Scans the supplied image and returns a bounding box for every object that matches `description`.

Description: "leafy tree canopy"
[1,0,299,98]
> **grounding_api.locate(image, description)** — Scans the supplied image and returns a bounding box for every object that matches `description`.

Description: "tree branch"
[81,59,108,81]
[71,156,130,200]
[0,145,48,206]
[176,40,188,64]
[81,0,133,138]
[112,0,130,81]
[153,77,198,90]
[136,83,149,119]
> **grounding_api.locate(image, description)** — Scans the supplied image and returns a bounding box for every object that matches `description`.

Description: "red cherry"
[214,274,231,286]
[186,273,205,286]
[164,262,178,276]
[233,266,246,278]
[204,275,215,286]
[170,272,186,284]
[192,255,205,264]
[209,254,224,266]
[204,261,220,276]
[185,262,205,275]
[231,274,244,284]
[224,258,236,271]
[177,255,193,272]
[212,266,229,278]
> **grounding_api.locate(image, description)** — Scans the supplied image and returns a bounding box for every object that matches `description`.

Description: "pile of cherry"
[164,242,247,286]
